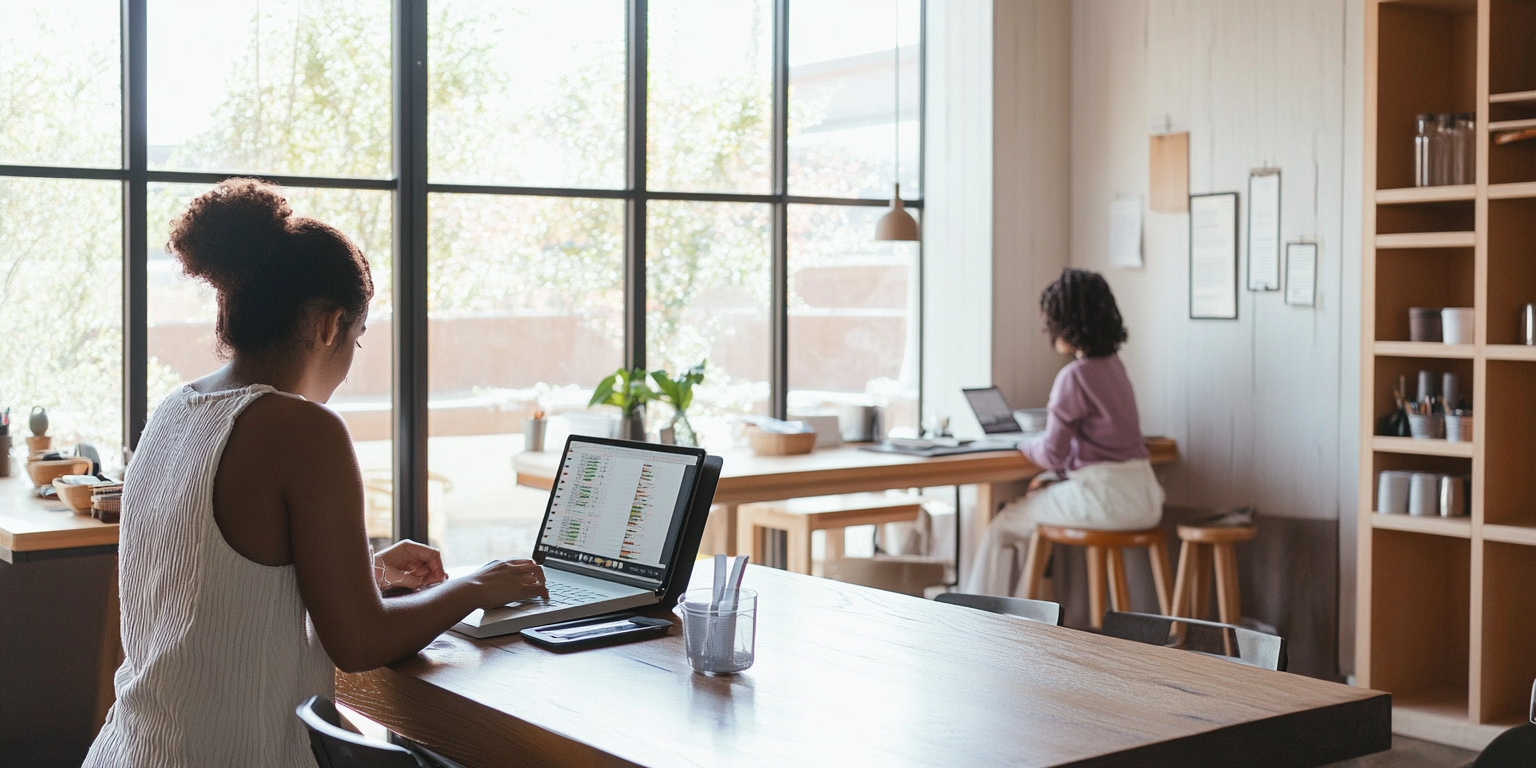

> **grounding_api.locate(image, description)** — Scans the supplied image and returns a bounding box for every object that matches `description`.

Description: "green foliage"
[650,361,706,415]
[587,367,655,416]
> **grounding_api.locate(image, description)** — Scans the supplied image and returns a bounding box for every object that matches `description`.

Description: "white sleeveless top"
[86,385,335,768]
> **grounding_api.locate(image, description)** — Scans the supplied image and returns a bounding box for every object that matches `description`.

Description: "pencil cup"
[676,588,757,676]
[523,418,546,452]
[1407,413,1444,440]
[1445,414,1473,443]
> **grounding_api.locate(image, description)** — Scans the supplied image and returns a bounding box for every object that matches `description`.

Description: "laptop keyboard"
[504,581,609,610]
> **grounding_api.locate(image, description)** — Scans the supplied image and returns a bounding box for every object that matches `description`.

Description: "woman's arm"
[1020,364,1087,471]
[276,398,546,672]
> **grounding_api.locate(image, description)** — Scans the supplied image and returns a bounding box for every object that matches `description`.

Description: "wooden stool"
[1021,524,1173,629]
[1170,524,1256,625]
[737,493,925,575]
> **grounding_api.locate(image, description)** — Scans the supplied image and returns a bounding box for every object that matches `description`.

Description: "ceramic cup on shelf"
[1441,308,1475,345]
[1407,472,1441,517]
[1439,475,1467,518]
[1408,307,1443,342]
[1376,470,1412,514]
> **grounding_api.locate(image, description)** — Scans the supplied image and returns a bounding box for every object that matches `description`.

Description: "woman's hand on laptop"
[466,559,550,609]
[373,540,449,595]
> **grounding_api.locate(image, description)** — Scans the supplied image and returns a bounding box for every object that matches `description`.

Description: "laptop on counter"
[962,386,1041,447]
[453,436,722,639]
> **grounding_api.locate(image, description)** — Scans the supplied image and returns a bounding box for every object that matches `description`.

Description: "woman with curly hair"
[85,179,548,767]
[964,268,1164,597]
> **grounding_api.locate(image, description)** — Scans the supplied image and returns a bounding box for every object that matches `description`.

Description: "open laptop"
[961,386,1037,447]
[452,436,722,639]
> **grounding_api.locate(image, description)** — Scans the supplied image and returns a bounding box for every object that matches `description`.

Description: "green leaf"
[588,371,618,408]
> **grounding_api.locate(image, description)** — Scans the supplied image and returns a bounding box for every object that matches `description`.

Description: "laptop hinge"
[546,559,663,592]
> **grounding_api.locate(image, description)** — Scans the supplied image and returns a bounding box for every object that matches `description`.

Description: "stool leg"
[1087,546,1107,629]
[1021,530,1051,600]
[1170,540,1194,618]
[786,523,813,575]
[1192,545,1212,621]
[823,527,845,564]
[1106,548,1130,613]
[1214,543,1242,625]
[736,513,759,563]
[1148,539,1173,616]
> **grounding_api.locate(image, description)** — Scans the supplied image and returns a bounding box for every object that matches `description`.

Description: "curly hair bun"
[169,178,294,294]
[166,178,373,356]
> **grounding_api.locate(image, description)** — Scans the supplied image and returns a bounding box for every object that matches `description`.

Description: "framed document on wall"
[1189,192,1239,319]
[1285,241,1318,306]
[1247,169,1281,291]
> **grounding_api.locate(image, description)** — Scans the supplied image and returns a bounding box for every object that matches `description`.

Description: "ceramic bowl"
[52,479,98,514]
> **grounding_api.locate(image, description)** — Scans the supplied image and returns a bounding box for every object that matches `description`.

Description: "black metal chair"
[1469,679,1536,768]
[296,695,466,768]
[935,592,1063,626]
[1100,611,1287,672]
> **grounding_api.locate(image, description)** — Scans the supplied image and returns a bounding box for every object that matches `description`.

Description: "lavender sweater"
[1021,354,1148,474]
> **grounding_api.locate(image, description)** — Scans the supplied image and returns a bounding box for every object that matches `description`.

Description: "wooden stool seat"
[738,492,926,575]
[1022,524,1172,629]
[1171,524,1256,625]
[1037,524,1167,549]
[1174,524,1256,545]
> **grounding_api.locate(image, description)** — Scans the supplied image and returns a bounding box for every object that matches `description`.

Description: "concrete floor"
[1326,735,1476,768]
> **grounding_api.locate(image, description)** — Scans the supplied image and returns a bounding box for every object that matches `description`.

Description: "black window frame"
[0,0,925,544]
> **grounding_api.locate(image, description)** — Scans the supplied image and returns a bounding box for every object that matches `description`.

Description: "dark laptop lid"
[533,436,712,594]
[962,386,1022,435]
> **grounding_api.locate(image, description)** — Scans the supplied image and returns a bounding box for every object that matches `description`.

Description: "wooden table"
[0,474,121,767]
[515,438,1179,557]
[338,564,1390,767]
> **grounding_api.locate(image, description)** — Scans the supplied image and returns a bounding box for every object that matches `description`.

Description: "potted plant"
[650,361,706,447]
[589,367,656,441]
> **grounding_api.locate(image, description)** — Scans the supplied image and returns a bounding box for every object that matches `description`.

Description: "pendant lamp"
[875,12,918,242]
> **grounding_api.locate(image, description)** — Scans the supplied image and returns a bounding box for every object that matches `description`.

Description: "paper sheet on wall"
[1285,242,1317,306]
[1247,171,1281,290]
[1109,198,1143,268]
[1189,193,1238,319]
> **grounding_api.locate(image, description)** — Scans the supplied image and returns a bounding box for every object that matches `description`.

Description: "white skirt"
[963,459,1164,596]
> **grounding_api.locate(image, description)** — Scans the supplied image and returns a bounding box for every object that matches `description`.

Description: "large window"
[0,0,922,558]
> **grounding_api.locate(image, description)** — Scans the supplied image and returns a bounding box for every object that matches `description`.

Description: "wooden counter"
[0,474,119,563]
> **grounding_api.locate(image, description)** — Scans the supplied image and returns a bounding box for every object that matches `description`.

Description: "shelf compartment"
[1484,522,1536,546]
[1486,181,1536,199]
[1372,436,1474,457]
[1377,200,1474,235]
[1491,0,1536,96]
[1375,232,1477,248]
[1374,248,1475,342]
[1486,345,1536,361]
[1371,513,1472,538]
[1490,90,1536,123]
[1375,2,1478,190]
[1480,542,1536,724]
[1372,356,1475,430]
[1376,185,1476,204]
[1369,529,1470,716]
[1374,341,1475,358]
[1486,198,1536,345]
[1484,361,1536,527]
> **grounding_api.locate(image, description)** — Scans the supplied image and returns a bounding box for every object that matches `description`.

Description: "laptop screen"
[962,387,1021,435]
[535,439,701,585]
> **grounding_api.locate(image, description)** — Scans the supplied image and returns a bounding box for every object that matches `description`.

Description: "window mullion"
[122,0,148,451]
[769,0,789,419]
[625,0,648,373]
[392,0,430,544]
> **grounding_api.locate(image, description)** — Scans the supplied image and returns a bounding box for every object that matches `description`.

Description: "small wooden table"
[514,439,1179,557]
[0,474,121,767]
[338,564,1390,767]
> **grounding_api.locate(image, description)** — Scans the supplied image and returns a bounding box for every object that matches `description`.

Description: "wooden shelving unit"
[1362,0,1536,751]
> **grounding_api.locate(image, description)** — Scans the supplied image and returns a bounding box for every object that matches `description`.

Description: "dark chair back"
[296,695,426,768]
[935,592,1063,626]
[1101,611,1287,672]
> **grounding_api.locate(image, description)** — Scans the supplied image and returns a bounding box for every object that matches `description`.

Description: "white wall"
[1069,0,1364,673]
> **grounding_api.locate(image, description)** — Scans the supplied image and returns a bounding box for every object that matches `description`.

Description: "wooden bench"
[736,492,927,575]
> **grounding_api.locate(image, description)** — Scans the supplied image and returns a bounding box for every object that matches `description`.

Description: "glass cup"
[675,588,757,675]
